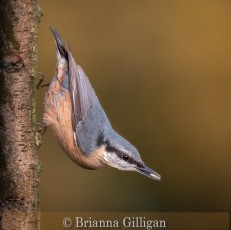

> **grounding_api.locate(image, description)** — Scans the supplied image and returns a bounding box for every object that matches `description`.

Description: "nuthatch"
[42,26,161,181]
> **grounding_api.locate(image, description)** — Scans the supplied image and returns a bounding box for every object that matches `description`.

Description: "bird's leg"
[36,72,50,89]
[34,122,48,148]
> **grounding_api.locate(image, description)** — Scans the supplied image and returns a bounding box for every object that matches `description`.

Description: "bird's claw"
[34,122,47,148]
[36,72,50,89]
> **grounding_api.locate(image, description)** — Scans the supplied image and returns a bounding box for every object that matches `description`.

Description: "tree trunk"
[0,0,42,229]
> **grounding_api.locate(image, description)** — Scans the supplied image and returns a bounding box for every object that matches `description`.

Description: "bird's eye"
[123,154,129,161]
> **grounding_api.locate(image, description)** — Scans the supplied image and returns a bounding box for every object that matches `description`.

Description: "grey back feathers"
[68,54,113,154]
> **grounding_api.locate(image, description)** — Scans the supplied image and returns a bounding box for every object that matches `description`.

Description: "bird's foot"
[34,122,47,148]
[36,72,50,89]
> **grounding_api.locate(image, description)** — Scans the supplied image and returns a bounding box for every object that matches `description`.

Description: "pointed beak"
[137,165,161,181]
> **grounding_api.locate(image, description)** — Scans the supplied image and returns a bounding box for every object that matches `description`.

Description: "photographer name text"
[63,216,166,229]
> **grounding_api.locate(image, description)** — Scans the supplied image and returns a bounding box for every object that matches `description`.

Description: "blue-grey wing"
[68,50,112,155]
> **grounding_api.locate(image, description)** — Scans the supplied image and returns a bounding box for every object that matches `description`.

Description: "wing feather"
[67,49,111,154]
[68,50,92,128]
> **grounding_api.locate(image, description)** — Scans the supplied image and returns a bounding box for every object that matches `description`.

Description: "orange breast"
[43,82,106,169]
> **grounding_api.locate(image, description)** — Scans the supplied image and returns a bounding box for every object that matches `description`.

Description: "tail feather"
[49,25,68,60]
[49,25,69,90]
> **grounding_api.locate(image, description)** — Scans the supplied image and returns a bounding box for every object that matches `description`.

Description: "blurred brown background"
[37,0,231,213]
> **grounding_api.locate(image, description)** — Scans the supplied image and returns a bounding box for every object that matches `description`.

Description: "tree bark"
[0,0,42,229]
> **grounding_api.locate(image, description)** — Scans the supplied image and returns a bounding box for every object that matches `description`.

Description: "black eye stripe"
[105,144,117,153]
[105,143,143,168]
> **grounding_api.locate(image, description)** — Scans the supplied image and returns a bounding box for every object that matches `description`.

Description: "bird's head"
[97,131,161,181]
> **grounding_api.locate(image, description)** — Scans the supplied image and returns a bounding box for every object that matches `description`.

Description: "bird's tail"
[49,25,68,60]
[49,25,69,89]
